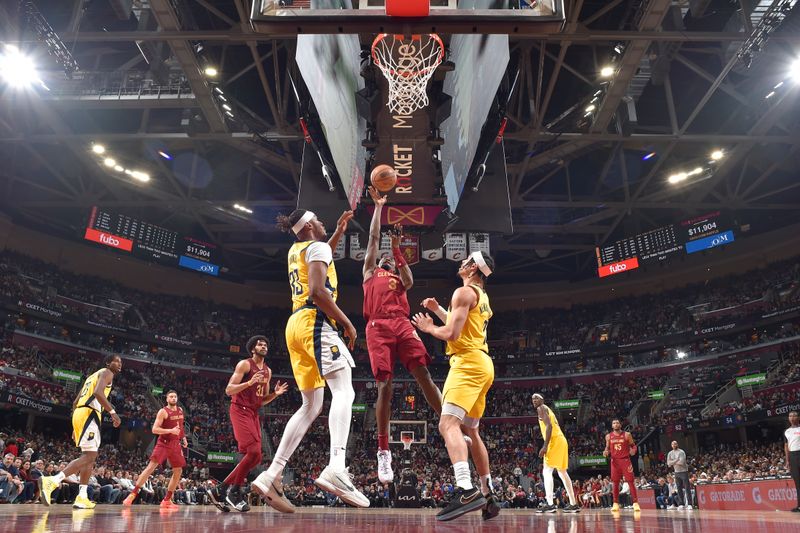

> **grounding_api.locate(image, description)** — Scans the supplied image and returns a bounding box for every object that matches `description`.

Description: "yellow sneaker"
[633,502,641,512]
[38,476,59,506]
[611,503,620,512]
[73,495,97,509]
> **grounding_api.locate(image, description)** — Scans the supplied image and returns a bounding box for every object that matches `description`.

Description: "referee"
[785,410,800,513]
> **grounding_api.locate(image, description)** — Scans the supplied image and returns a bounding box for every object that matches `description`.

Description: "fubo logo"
[84,228,133,252]
[598,257,640,278]
[100,233,119,246]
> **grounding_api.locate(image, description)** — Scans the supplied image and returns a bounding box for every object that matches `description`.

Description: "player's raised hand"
[390,224,403,248]
[273,381,289,396]
[421,298,440,312]
[368,186,387,207]
[336,210,354,233]
[411,312,434,333]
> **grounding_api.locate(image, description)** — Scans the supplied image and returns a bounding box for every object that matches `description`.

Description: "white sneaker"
[252,472,296,514]
[685,504,693,510]
[677,505,685,510]
[667,505,677,511]
[377,450,394,483]
[314,466,370,508]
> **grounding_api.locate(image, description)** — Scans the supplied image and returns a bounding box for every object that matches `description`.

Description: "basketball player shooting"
[362,185,442,484]
[412,252,499,521]
[123,390,188,509]
[603,418,640,512]
[531,393,580,513]
[38,355,122,509]
[253,209,369,510]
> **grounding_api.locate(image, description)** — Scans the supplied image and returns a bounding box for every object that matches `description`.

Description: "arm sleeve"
[305,242,333,265]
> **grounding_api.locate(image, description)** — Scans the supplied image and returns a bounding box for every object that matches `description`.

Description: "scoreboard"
[84,207,221,276]
[596,212,735,278]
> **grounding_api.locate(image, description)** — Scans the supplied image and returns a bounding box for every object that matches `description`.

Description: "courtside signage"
[84,227,133,252]
[53,368,82,382]
[207,451,236,463]
[554,399,580,409]
[736,373,766,388]
[598,257,639,278]
[578,456,608,466]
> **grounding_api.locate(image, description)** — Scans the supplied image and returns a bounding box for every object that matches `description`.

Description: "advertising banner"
[53,369,82,383]
[207,451,236,463]
[554,399,580,409]
[696,479,796,511]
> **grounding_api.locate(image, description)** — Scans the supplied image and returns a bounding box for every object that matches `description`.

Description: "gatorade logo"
[752,487,761,504]
[84,228,133,252]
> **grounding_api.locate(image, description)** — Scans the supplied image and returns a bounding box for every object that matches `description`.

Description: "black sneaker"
[563,504,581,513]
[481,491,501,521]
[536,503,558,513]
[436,487,487,522]
[792,507,800,513]
[225,487,251,512]
[208,484,230,513]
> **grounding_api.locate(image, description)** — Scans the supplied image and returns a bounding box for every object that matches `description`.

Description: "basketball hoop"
[400,432,414,451]
[371,33,444,116]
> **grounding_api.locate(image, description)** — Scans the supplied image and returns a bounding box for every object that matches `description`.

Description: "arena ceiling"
[1,0,800,285]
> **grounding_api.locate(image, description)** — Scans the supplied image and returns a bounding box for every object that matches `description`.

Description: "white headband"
[291,210,315,236]
[532,393,543,400]
[470,251,492,277]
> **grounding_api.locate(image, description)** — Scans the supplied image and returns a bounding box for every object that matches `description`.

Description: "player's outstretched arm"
[412,286,475,342]
[363,186,386,280]
[390,224,413,290]
[326,210,353,251]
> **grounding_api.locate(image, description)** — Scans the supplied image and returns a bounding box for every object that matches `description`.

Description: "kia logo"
[100,233,120,246]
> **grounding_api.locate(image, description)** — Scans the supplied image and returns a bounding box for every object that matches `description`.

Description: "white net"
[372,33,444,116]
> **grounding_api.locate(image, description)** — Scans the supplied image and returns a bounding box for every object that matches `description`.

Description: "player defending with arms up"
[123,390,188,509]
[603,418,640,512]
[412,251,499,521]
[363,186,442,483]
[208,335,288,512]
[39,355,122,509]
[531,394,580,513]
[253,209,369,510]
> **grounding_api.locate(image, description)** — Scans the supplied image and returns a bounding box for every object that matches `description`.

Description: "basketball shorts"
[366,317,431,382]
[442,349,494,419]
[150,440,186,468]
[72,407,101,452]
[610,457,635,483]
[286,307,355,391]
[229,404,262,454]
[544,434,569,471]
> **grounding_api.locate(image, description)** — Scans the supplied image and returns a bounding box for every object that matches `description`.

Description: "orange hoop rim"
[371,33,445,79]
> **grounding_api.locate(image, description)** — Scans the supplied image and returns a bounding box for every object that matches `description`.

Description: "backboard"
[251,0,566,36]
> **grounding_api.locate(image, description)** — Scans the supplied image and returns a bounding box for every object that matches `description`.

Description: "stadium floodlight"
[668,172,687,184]
[790,57,800,82]
[103,158,116,168]
[91,144,106,154]
[0,45,45,89]
[600,66,614,78]
[204,66,218,77]
[676,350,687,359]
[585,104,596,113]
[710,149,724,161]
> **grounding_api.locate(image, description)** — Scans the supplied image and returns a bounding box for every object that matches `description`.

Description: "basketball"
[370,164,397,192]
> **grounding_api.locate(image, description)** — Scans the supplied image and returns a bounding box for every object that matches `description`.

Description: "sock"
[53,472,65,483]
[132,486,141,496]
[543,466,554,505]
[270,388,324,473]
[557,469,577,506]
[164,490,174,502]
[330,446,347,471]
[326,365,355,471]
[78,485,88,498]
[378,434,390,451]
[453,461,473,490]
[480,474,494,495]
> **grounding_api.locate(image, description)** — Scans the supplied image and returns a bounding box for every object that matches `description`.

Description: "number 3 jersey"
[287,240,339,314]
[363,269,410,321]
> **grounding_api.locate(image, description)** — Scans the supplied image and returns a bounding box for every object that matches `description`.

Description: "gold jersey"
[287,240,339,312]
[537,405,566,441]
[446,284,492,356]
[75,368,112,412]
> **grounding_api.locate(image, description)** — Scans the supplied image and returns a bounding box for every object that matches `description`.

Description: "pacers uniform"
[442,284,494,419]
[364,268,431,382]
[151,405,186,468]
[285,240,354,390]
[72,369,112,452]
[538,406,569,471]
[608,431,638,503]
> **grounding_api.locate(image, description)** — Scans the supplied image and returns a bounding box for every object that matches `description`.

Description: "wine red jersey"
[608,431,632,460]
[232,358,270,410]
[157,405,184,445]
[363,269,410,321]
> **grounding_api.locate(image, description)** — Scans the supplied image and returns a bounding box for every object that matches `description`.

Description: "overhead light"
[113,165,124,172]
[765,91,775,99]
[790,58,800,81]
[157,150,172,160]
[585,104,596,112]
[689,167,704,176]
[217,94,227,102]
[103,158,116,167]
[0,44,44,89]
[600,66,614,78]
[774,81,784,89]
[225,111,234,118]
[131,171,150,182]
[204,66,218,77]
[91,144,106,154]
[233,203,253,214]
[222,104,232,111]
[642,152,656,161]
[668,172,687,184]
[677,350,687,359]
[710,149,724,161]
[124,169,133,175]
[214,87,224,95]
